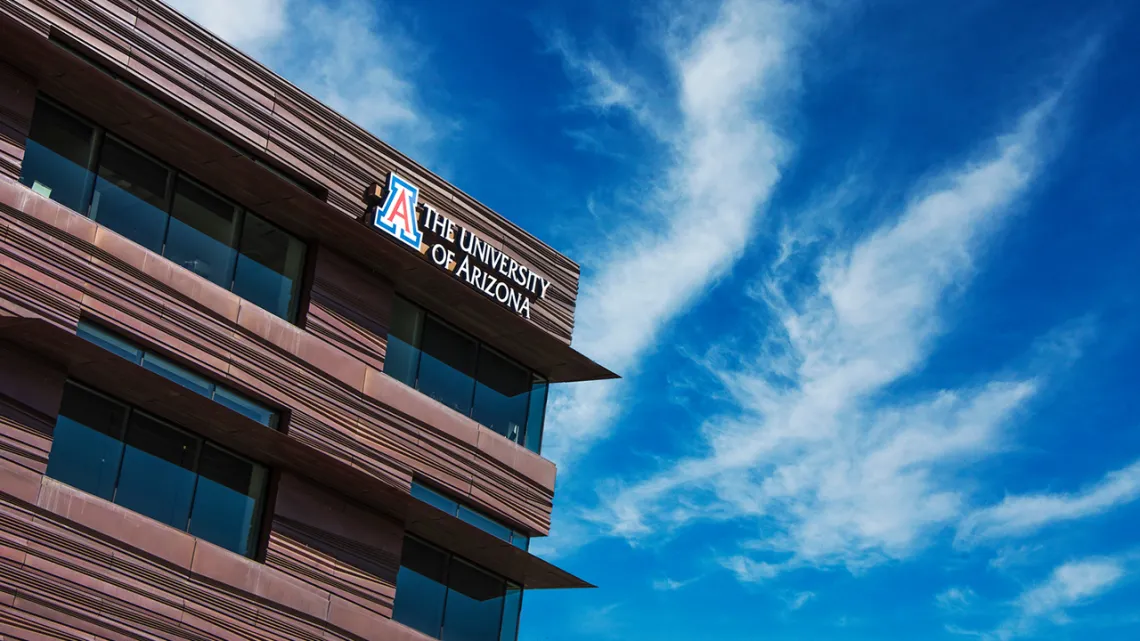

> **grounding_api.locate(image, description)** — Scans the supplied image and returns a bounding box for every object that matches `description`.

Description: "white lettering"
[519,297,531,319]
[459,228,476,253]
[455,255,471,281]
[430,243,449,266]
[428,207,447,236]
[495,281,511,303]
[539,278,552,299]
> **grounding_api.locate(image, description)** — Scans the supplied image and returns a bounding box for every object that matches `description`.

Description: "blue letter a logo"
[373,173,423,250]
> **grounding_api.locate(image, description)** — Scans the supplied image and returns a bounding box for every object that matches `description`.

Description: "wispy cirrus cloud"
[985,558,1126,640]
[936,587,977,611]
[590,88,1069,576]
[958,459,1140,546]
[542,0,811,469]
[165,0,439,157]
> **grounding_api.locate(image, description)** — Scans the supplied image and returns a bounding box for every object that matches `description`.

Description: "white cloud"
[990,558,1125,640]
[543,0,808,469]
[788,591,816,610]
[937,587,977,611]
[164,0,287,52]
[587,90,1064,575]
[164,0,437,157]
[958,459,1140,546]
[651,576,695,591]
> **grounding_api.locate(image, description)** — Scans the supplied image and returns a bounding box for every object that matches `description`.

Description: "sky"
[166,1,1140,639]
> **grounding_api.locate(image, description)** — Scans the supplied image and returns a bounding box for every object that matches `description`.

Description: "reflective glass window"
[212,386,277,428]
[384,296,424,387]
[77,320,279,429]
[411,481,459,515]
[189,444,265,556]
[90,138,171,253]
[457,506,512,542]
[22,98,308,323]
[417,318,478,415]
[45,381,268,557]
[471,349,530,443]
[523,380,548,455]
[394,537,525,641]
[499,586,522,641]
[167,178,240,287]
[115,412,199,530]
[393,538,449,638]
[383,297,550,454]
[141,352,214,398]
[19,100,96,212]
[76,321,142,364]
[442,559,506,641]
[45,383,127,501]
[232,213,307,320]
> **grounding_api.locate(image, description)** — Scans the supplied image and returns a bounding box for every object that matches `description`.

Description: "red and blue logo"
[372,173,422,251]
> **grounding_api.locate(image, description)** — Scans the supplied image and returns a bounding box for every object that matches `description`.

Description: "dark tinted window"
[418,318,478,414]
[457,506,512,542]
[78,320,279,429]
[189,444,264,556]
[232,213,307,320]
[45,382,268,557]
[393,538,449,638]
[471,349,530,442]
[91,139,170,252]
[524,380,548,455]
[393,538,523,641]
[45,384,127,501]
[384,297,551,454]
[19,100,96,212]
[115,413,199,530]
[442,559,506,641]
[499,586,522,641]
[21,99,308,322]
[167,178,240,286]
[385,296,424,387]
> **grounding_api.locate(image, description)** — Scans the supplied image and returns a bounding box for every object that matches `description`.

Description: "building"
[0,1,616,639]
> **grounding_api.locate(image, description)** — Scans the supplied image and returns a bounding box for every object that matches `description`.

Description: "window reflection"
[472,349,530,442]
[233,213,307,320]
[384,297,550,454]
[114,412,199,530]
[442,559,505,641]
[393,537,523,641]
[44,381,268,558]
[44,384,127,501]
[168,178,240,286]
[91,138,171,253]
[418,317,479,414]
[393,538,448,638]
[189,444,265,556]
[18,101,96,211]
[19,97,308,322]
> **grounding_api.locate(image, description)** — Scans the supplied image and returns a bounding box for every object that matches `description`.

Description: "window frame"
[24,95,309,323]
[393,534,523,641]
[76,319,282,430]
[49,380,270,558]
[387,295,551,454]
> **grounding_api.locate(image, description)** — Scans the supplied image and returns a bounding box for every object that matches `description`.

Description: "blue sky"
[170,1,1140,639]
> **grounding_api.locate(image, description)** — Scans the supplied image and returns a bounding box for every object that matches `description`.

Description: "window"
[384,296,550,454]
[77,320,279,428]
[45,382,268,557]
[18,97,307,322]
[393,537,523,641]
[410,481,529,550]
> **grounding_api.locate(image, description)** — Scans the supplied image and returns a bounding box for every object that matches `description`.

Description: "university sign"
[366,173,552,319]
